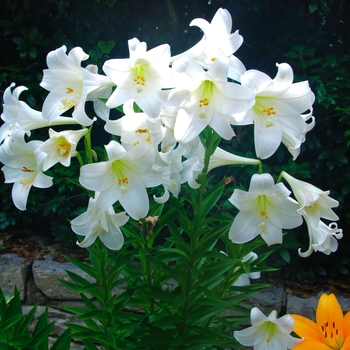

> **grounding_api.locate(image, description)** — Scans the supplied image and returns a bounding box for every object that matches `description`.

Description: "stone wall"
[1,250,350,349]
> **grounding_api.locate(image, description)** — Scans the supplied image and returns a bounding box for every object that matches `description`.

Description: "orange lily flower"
[292,293,350,349]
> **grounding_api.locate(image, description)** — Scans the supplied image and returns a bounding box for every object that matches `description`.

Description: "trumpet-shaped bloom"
[239,63,315,159]
[233,252,261,287]
[234,307,302,349]
[79,141,161,220]
[180,141,260,189]
[0,83,78,143]
[159,55,254,143]
[40,128,88,171]
[71,194,128,250]
[299,220,343,257]
[281,171,342,256]
[292,293,350,349]
[281,171,339,229]
[0,131,53,210]
[41,46,102,126]
[103,38,173,118]
[170,8,246,81]
[104,100,164,151]
[229,173,302,246]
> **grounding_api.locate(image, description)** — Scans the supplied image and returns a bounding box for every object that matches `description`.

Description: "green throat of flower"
[112,160,129,193]
[198,80,214,118]
[133,64,146,93]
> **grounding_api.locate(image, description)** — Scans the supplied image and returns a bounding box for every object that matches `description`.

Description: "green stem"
[84,126,93,164]
[179,127,220,346]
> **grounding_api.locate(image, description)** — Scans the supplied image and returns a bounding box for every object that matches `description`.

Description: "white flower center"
[258,195,269,234]
[133,64,146,93]
[57,137,71,157]
[112,160,129,192]
[198,80,214,119]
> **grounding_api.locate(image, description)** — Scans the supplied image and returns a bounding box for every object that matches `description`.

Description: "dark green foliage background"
[0,0,349,277]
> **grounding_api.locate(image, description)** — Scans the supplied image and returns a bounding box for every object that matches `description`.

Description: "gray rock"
[286,291,350,321]
[25,273,48,305]
[32,252,95,299]
[0,253,31,300]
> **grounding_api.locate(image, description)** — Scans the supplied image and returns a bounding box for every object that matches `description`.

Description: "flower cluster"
[234,292,350,350]
[0,8,341,255]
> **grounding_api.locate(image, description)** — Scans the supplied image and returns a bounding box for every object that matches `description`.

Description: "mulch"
[0,231,89,263]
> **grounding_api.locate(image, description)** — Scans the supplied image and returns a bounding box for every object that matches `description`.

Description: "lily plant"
[0,7,343,350]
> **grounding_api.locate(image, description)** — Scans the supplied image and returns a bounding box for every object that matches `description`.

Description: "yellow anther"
[58,140,71,157]
[66,87,74,93]
[21,167,34,173]
[199,97,209,108]
[118,178,129,185]
[211,57,216,62]
[135,128,149,133]
[262,106,276,116]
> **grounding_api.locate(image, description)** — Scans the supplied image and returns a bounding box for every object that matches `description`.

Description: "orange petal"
[292,314,323,342]
[343,311,350,340]
[292,339,334,350]
[316,293,344,348]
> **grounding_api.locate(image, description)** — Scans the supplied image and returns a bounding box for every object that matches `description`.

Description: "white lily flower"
[79,141,161,220]
[83,64,115,121]
[40,45,102,126]
[0,83,78,143]
[281,171,339,229]
[299,219,343,257]
[71,193,128,251]
[0,130,53,210]
[153,147,183,203]
[170,8,246,81]
[103,38,173,118]
[104,100,164,151]
[234,307,302,349]
[239,63,315,159]
[233,252,261,287]
[282,109,315,160]
[180,142,260,189]
[159,55,254,144]
[229,173,302,246]
[39,128,88,171]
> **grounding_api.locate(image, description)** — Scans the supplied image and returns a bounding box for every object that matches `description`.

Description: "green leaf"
[51,329,71,350]
[8,335,32,347]
[1,314,22,331]
[309,1,318,13]
[17,304,38,335]
[97,40,116,54]
[60,256,99,280]
[199,178,226,222]
[197,260,237,289]
[280,249,290,263]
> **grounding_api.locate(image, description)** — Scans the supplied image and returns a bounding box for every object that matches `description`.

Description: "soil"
[0,231,89,263]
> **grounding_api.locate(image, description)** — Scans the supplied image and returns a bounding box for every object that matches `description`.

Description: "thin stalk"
[178,128,220,346]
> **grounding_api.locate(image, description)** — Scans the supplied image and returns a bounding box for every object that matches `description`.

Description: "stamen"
[66,87,74,93]
[21,167,35,173]
[262,106,276,116]
[20,177,34,186]
[59,97,76,110]
[58,139,71,157]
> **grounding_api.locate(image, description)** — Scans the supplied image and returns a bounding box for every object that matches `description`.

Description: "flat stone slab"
[0,253,31,300]
[286,291,350,320]
[32,252,95,300]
